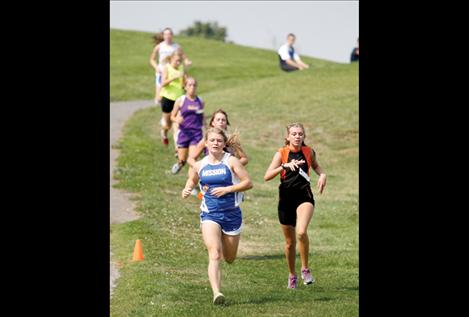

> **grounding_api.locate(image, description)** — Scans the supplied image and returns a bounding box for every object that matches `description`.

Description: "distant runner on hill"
[149,27,192,105]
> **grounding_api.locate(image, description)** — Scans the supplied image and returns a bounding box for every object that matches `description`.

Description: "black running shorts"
[161,96,176,113]
[277,184,315,227]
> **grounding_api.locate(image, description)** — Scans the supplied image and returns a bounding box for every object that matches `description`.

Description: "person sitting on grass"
[278,33,310,72]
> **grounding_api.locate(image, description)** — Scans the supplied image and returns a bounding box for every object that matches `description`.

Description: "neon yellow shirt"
[160,64,185,101]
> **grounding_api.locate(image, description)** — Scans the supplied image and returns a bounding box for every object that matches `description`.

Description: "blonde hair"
[205,127,228,143]
[163,50,182,64]
[226,129,244,158]
[285,122,306,146]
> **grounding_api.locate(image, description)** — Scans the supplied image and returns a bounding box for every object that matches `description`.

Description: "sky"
[110,1,359,64]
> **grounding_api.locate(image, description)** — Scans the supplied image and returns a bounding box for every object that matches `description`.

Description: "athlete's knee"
[296,231,308,241]
[224,256,236,264]
[285,239,296,250]
[208,248,222,261]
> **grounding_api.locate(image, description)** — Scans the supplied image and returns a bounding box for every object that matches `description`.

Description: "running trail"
[110,100,154,297]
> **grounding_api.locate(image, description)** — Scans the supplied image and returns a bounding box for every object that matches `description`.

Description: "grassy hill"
[110,29,358,316]
[111,29,342,102]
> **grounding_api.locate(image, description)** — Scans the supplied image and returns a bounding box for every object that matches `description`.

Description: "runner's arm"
[187,139,205,168]
[179,48,192,67]
[264,152,283,181]
[264,152,304,181]
[311,149,326,194]
[170,98,183,123]
[149,44,160,71]
[182,162,200,198]
[161,66,183,87]
[210,157,253,197]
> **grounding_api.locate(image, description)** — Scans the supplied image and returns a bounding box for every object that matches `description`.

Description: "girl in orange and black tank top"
[264,123,327,289]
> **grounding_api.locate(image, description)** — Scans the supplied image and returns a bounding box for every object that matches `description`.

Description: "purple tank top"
[180,96,204,130]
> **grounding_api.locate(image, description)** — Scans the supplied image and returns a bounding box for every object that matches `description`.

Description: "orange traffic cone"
[132,239,144,261]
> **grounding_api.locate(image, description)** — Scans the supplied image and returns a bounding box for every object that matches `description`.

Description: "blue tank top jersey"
[198,152,243,213]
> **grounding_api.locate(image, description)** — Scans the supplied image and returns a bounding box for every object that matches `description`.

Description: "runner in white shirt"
[149,27,192,105]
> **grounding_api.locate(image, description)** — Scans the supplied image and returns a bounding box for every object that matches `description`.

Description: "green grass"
[110,29,358,316]
[110,29,338,102]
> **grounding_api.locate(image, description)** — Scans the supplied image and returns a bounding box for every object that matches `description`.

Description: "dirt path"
[110,99,154,297]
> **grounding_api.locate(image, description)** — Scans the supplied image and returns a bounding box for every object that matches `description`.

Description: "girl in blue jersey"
[264,123,327,289]
[182,127,253,305]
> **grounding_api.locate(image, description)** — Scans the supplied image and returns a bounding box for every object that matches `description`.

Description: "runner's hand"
[175,113,184,124]
[317,174,327,194]
[211,186,231,197]
[182,187,192,198]
[284,159,305,171]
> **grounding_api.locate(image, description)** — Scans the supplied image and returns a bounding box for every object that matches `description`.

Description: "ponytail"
[226,130,245,159]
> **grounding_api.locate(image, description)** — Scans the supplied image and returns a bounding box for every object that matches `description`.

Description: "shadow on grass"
[220,290,339,306]
[315,297,336,302]
[238,254,285,261]
[225,294,287,306]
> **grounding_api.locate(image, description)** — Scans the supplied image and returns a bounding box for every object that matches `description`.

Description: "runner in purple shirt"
[170,77,205,174]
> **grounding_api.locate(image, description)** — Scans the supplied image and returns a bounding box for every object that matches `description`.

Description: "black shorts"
[278,184,315,227]
[278,55,300,72]
[280,63,300,72]
[161,96,176,113]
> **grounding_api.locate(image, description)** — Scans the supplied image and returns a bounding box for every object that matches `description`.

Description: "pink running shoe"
[287,274,298,289]
[301,268,315,285]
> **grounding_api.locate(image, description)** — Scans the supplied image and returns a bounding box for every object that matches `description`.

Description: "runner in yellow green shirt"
[160,51,187,146]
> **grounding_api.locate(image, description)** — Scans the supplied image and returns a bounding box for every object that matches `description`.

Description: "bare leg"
[202,222,223,295]
[155,84,162,104]
[280,225,297,276]
[172,122,179,152]
[186,145,199,175]
[177,147,188,164]
[161,112,172,139]
[221,233,240,264]
[154,86,159,104]
[296,202,314,270]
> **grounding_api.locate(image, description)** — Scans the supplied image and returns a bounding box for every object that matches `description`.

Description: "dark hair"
[284,122,306,146]
[287,33,296,38]
[162,27,174,35]
[152,32,164,45]
[209,109,231,127]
